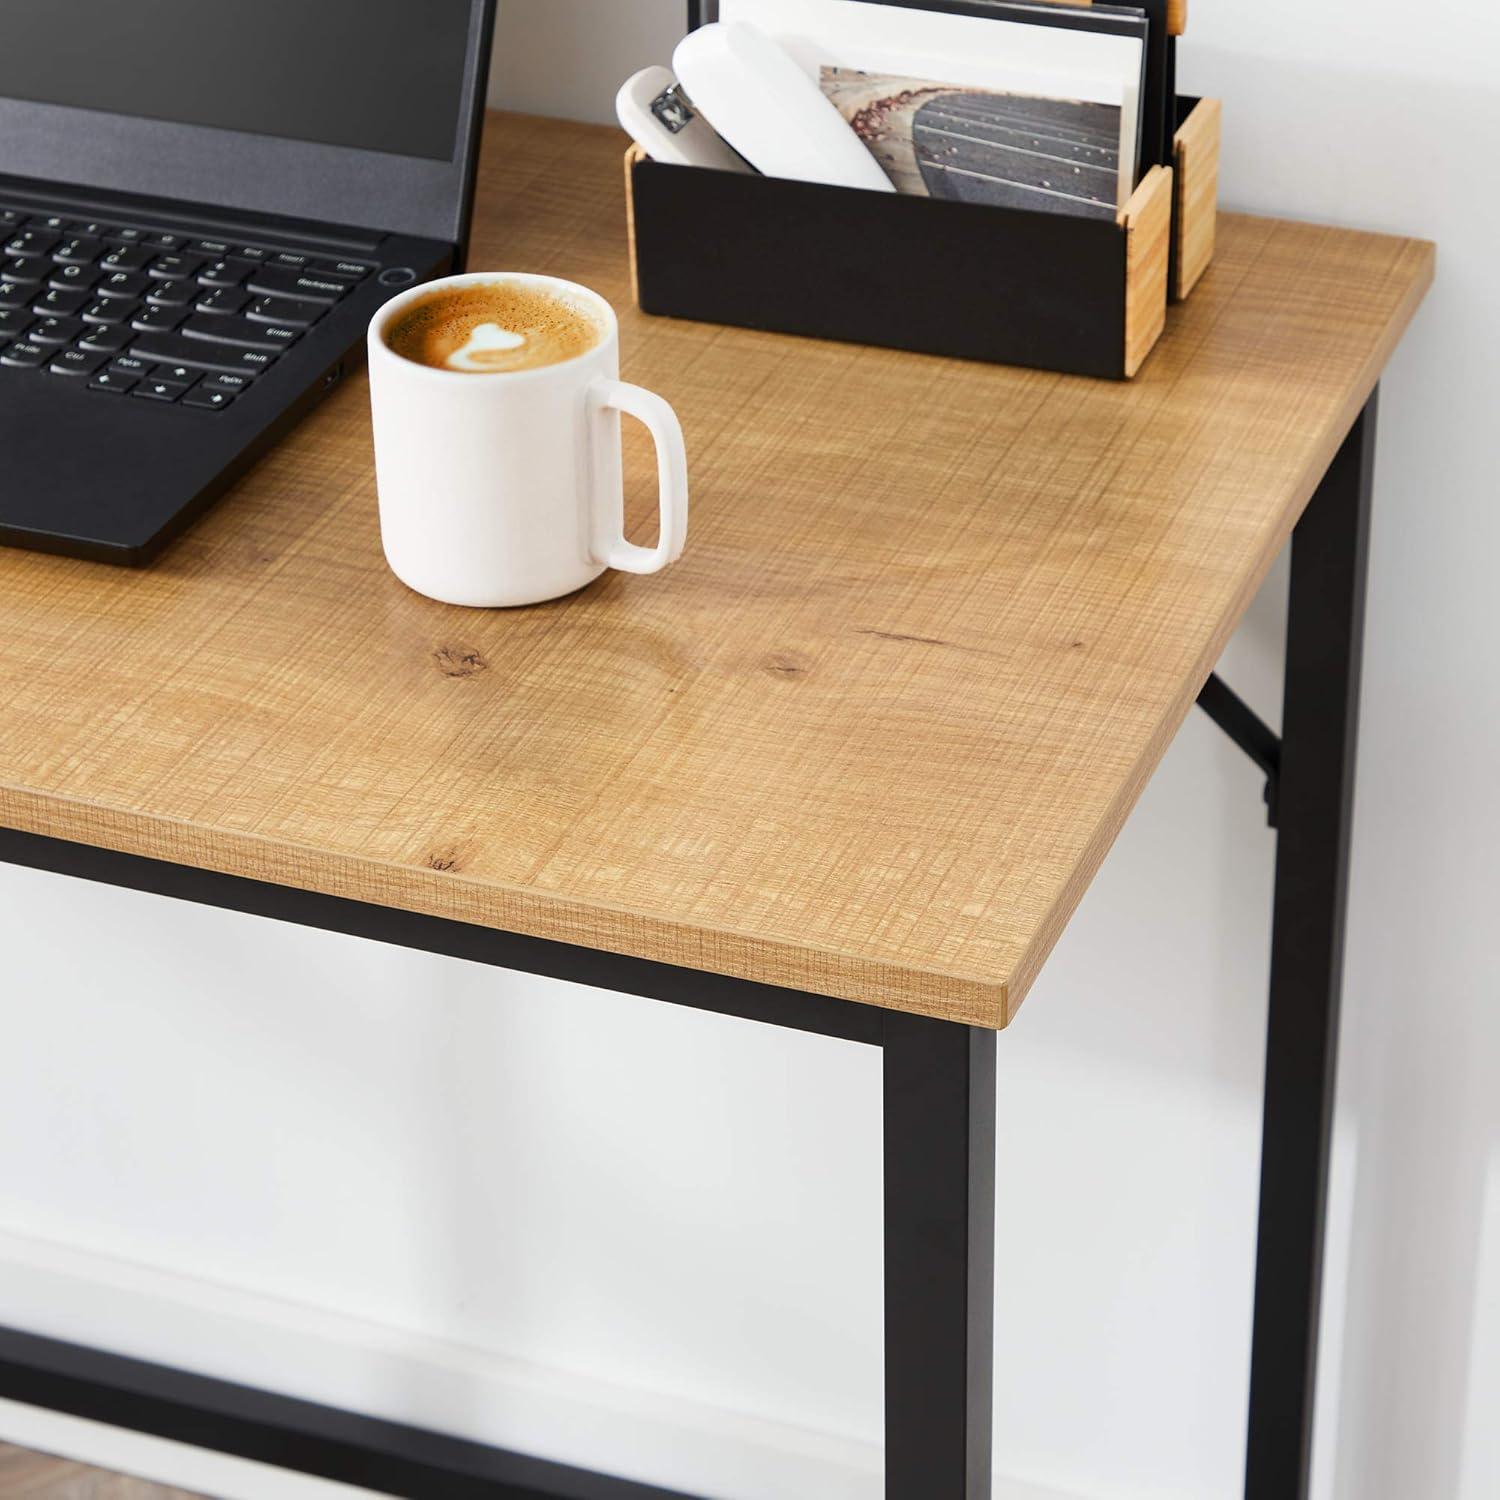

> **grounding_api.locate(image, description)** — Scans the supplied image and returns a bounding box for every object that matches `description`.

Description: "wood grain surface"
[1174,96,1222,301]
[0,1443,200,1498]
[1120,164,1173,376]
[0,113,1433,1028]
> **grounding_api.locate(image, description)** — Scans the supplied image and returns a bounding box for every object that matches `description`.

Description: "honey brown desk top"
[0,113,1433,1029]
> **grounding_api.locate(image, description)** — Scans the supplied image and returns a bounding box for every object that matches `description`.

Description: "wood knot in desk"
[762,652,812,679]
[432,646,489,679]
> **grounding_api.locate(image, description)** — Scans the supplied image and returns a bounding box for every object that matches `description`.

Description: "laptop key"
[104,227,147,247]
[141,232,184,251]
[108,356,154,379]
[82,299,135,326]
[48,263,102,294]
[196,287,251,317]
[151,362,201,384]
[201,371,254,395]
[147,279,197,309]
[29,316,84,346]
[33,289,89,318]
[199,260,248,289]
[2,255,50,285]
[192,238,234,258]
[48,347,110,378]
[89,367,140,395]
[129,333,280,376]
[245,267,349,304]
[313,259,373,280]
[0,340,49,369]
[0,309,32,339]
[0,281,31,311]
[133,378,192,403]
[6,230,58,258]
[26,214,70,233]
[54,236,103,266]
[233,246,271,263]
[182,385,236,411]
[67,220,115,238]
[77,324,134,353]
[182,314,299,351]
[100,246,153,273]
[132,306,187,334]
[246,296,319,329]
[97,270,150,300]
[149,254,207,281]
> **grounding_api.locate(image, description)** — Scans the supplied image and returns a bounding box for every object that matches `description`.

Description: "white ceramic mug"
[367,272,688,608]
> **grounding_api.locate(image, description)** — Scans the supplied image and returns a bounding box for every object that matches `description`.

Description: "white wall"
[2,2,1496,1498]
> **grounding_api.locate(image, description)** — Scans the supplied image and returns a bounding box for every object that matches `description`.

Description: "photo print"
[723,0,1148,211]
[822,67,1122,220]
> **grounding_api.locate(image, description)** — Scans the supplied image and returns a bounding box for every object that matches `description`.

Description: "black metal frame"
[0,1327,693,1500]
[0,395,1379,1498]
[1194,396,1378,1498]
[1198,672,1282,827]
[1243,396,1378,1499]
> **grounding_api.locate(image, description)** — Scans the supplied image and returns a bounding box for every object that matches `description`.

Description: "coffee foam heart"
[386,281,605,375]
[447,322,528,372]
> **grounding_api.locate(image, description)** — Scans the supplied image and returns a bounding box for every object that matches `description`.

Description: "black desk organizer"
[628,3,1221,380]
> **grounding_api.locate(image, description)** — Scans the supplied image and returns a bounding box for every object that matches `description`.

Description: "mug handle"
[589,378,690,576]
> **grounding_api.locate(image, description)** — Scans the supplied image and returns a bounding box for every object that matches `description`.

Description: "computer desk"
[0,112,1433,1500]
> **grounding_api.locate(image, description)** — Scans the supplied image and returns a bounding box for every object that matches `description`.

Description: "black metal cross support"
[1244,393,1378,1500]
[1197,673,1283,826]
[0,1326,693,1500]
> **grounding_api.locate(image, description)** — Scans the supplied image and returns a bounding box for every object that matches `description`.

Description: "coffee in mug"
[368,272,689,610]
[385,280,606,375]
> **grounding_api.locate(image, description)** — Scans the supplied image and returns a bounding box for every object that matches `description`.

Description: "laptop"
[0,0,498,565]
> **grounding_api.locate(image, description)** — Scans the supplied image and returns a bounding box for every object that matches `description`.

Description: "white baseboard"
[0,1227,1088,1500]
[0,1226,881,1500]
[0,1399,380,1500]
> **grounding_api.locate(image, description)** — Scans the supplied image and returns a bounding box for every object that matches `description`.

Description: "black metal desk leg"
[883,1014,997,1499]
[1245,393,1379,1500]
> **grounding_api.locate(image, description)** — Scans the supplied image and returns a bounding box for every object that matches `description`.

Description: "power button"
[378,266,418,287]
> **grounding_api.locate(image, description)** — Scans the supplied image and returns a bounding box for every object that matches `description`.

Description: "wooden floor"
[0,1445,203,1499]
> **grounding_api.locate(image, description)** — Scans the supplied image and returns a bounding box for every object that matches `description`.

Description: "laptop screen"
[0,0,476,162]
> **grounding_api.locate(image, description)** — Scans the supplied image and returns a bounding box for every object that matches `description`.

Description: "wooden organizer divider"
[1121,165,1174,376]
[1172,97,1223,302]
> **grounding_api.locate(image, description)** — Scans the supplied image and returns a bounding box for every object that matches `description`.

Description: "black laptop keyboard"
[0,204,375,411]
